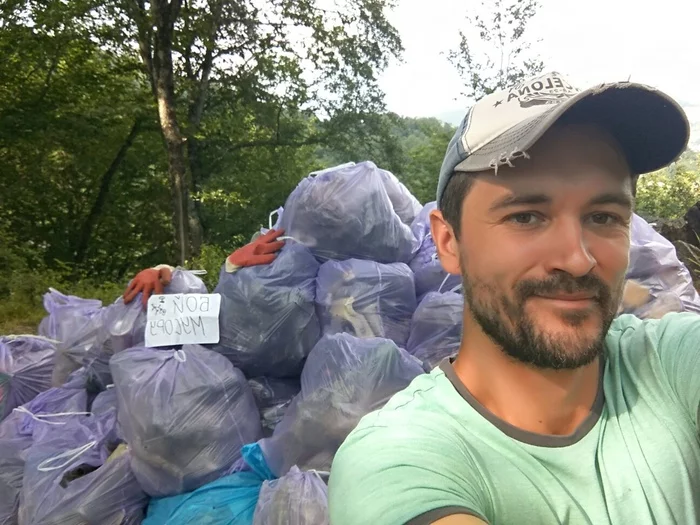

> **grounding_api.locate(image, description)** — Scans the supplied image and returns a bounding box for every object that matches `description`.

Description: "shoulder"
[328,369,491,525]
[606,312,700,354]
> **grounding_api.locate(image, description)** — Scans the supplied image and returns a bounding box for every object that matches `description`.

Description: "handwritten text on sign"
[145,293,221,347]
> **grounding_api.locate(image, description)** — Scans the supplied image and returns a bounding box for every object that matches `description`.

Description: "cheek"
[460,235,535,289]
[591,238,630,282]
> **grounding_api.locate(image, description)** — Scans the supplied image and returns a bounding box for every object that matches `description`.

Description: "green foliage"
[185,243,230,291]
[447,0,544,100]
[635,165,700,219]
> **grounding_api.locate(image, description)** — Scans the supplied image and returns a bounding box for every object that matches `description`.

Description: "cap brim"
[454,81,690,175]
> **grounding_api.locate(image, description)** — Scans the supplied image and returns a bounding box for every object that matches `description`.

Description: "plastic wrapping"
[406,291,464,369]
[259,333,425,476]
[18,409,147,525]
[43,290,105,387]
[0,336,55,420]
[408,202,461,301]
[248,377,301,437]
[376,168,422,225]
[0,385,88,525]
[625,214,700,316]
[212,242,320,378]
[253,466,329,525]
[144,470,263,525]
[315,259,416,347]
[83,269,208,389]
[111,345,262,497]
[38,289,103,342]
[143,444,274,525]
[278,162,416,264]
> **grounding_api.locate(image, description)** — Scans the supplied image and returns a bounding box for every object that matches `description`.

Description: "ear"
[429,209,461,276]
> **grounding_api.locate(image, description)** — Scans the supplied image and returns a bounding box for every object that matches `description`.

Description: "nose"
[543,219,597,277]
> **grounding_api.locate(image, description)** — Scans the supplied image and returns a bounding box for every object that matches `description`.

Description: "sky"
[378,0,700,147]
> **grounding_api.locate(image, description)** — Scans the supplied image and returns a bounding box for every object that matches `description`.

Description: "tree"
[447,0,544,101]
[100,0,403,265]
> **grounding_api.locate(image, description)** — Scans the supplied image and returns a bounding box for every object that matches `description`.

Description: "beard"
[461,265,623,370]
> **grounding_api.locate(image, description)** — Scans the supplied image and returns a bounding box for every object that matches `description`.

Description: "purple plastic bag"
[111,345,262,497]
[406,291,464,370]
[625,214,700,315]
[279,162,416,264]
[0,336,56,421]
[0,385,88,525]
[315,259,417,347]
[376,168,422,225]
[408,202,461,301]
[253,466,329,525]
[18,409,147,525]
[248,377,301,438]
[82,269,208,390]
[38,289,103,342]
[259,333,425,476]
[212,242,321,378]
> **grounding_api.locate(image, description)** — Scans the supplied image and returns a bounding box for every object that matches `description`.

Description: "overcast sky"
[379,0,700,129]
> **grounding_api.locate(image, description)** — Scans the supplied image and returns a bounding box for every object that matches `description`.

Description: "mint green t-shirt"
[328,313,700,525]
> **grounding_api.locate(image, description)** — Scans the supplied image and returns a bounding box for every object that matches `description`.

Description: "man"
[327,71,700,524]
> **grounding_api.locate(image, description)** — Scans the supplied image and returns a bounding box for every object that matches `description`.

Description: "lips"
[536,293,596,301]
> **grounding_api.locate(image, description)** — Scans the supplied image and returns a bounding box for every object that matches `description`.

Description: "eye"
[588,213,621,226]
[506,212,542,225]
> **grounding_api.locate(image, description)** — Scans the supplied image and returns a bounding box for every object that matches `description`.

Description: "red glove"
[225,229,285,273]
[123,266,173,308]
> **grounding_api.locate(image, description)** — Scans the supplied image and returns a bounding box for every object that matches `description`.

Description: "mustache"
[515,273,612,303]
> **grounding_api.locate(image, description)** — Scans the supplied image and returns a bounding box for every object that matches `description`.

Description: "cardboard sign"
[145,294,221,347]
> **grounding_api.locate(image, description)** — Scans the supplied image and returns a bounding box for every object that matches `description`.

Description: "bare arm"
[433,515,488,525]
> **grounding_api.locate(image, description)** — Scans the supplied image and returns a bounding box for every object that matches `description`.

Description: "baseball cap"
[436,71,690,205]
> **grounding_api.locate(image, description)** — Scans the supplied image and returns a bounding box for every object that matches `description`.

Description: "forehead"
[466,123,633,206]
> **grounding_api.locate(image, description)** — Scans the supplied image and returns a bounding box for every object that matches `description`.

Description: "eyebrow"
[488,191,634,213]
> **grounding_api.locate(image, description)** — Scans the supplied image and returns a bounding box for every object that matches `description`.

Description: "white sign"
[145,294,221,348]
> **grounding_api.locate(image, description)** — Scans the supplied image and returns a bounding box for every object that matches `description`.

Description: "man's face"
[432,124,633,370]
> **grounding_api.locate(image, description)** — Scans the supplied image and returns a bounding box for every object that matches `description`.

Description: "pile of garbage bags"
[3,161,699,525]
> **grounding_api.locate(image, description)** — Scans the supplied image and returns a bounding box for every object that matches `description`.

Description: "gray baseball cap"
[436,71,690,205]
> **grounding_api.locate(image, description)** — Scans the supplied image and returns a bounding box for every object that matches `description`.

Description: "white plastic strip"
[4,334,60,344]
[37,440,97,472]
[437,274,451,294]
[13,406,93,425]
[174,349,187,362]
[269,209,281,231]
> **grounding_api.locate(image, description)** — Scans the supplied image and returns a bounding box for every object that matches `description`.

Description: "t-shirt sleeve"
[328,414,491,525]
[650,313,700,428]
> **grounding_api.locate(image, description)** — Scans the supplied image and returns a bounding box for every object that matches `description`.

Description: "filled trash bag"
[253,466,329,525]
[315,259,416,348]
[248,377,301,438]
[279,161,416,264]
[376,168,422,225]
[406,291,464,369]
[18,408,148,525]
[0,384,88,525]
[409,202,461,301]
[111,345,262,497]
[625,214,700,315]
[213,242,320,378]
[40,289,106,387]
[83,269,208,390]
[144,470,262,525]
[38,289,103,342]
[0,336,55,420]
[259,333,425,476]
[144,444,274,525]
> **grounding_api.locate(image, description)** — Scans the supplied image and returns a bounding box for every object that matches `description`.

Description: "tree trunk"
[186,137,205,253]
[73,118,143,265]
[151,0,190,266]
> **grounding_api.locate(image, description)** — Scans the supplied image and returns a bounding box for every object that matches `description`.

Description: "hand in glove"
[123,265,173,308]
[225,229,285,273]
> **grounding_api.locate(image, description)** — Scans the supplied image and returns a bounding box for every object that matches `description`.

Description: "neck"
[453,315,601,436]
